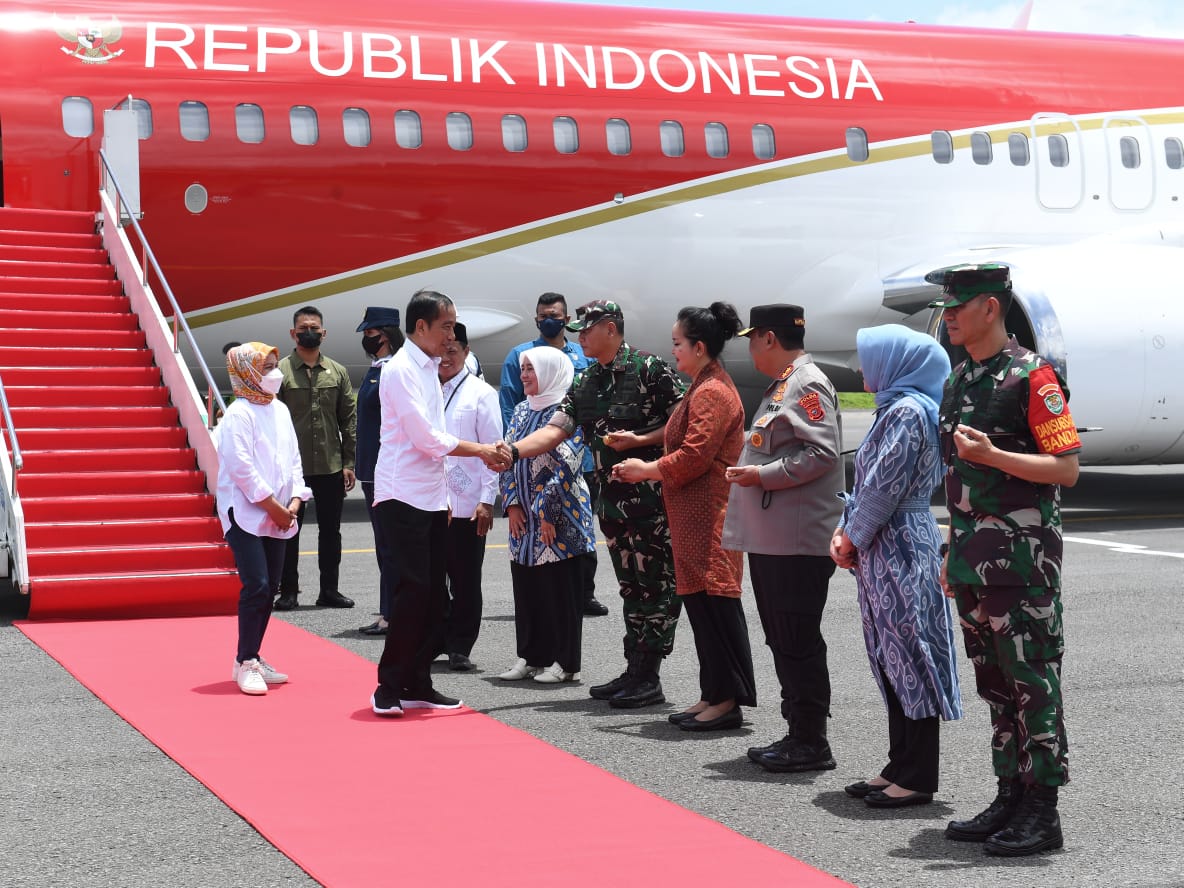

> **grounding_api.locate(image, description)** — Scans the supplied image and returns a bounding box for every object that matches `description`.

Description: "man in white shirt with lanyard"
[370,290,505,717]
[439,322,502,672]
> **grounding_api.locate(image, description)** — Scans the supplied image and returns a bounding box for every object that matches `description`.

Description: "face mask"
[537,317,566,339]
[260,368,284,395]
[296,330,322,349]
[361,335,384,356]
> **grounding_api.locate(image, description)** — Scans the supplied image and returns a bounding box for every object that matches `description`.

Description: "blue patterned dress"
[840,395,962,722]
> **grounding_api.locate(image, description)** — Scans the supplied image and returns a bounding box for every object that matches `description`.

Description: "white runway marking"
[1064,535,1184,558]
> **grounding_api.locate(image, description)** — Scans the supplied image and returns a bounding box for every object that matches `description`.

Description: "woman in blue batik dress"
[830,324,962,809]
[497,346,596,684]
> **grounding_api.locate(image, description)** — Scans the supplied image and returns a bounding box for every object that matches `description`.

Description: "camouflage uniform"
[550,341,685,655]
[940,337,1080,787]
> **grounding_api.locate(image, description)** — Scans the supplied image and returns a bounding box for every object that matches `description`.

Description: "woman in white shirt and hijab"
[217,342,312,696]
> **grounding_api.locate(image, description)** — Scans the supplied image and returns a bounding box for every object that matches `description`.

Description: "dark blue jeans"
[225,510,287,663]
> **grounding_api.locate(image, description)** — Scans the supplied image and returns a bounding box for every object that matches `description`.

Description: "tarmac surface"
[3,417,1184,888]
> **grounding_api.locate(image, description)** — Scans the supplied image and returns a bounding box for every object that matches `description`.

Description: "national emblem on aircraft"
[54,16,124,63]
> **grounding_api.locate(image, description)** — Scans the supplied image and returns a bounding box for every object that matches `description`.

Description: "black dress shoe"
[845,780,890,799]
[316,591,355,608]
[865,789,934,808]
[679,707,742,732]
[755,738,836,773]
[448,653,474,671]
[746,736,789,763]
[273,593,298,611]
[589,672,632,700]
[358,621,388,636]
[608,678,665,709]
[583,597,609,616]
[667,710,700,725]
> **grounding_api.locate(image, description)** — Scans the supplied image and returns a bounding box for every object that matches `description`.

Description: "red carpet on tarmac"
[19,617,850,888]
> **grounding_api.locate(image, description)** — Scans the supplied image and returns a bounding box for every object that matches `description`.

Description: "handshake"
[477,441,516,471]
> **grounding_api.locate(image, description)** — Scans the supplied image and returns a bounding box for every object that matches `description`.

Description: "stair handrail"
[0,376,22,497]
[97,148,226,422]
[0,372,29,593]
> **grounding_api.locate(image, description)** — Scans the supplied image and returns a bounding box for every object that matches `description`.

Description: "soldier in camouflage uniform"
[928,263,1080,858]
[502,300,686,707]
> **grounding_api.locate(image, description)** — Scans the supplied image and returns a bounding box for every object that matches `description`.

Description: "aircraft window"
[179,101,210,142]
[752,124,775,160]
[660,121,684,158]
[845,127,869,162]
[290,106,318,146]
[1008,133,1030,166]
[395,110,422,149]
[447,112,473,151]
[607,118,631,156]
[61,97,94,138]
[343,108,370,148]
[1119,136,1141,169]
[705,122,729,158]
[235,104,265,144]
[553,116,579,154]
[117,98,153,139]
[1048,133,1070,168]
[1167,138,1184,170]
[931,131,954,164]
[971,132,993,165]
[502,114,528,152]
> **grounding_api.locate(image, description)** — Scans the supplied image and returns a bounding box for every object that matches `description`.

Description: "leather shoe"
[747,736,788,763]
[273,593,298,611]
[679,707,742,732]
[754,738,836,773]
[316,591,355,608]
[358,621,387,636]
[589,672,631,700]
[448,653,474,671]
[668,710,700,725]
[845,780,890,799]
[608,678,665,709]
[865,789,933,808]
[583,597,609,616]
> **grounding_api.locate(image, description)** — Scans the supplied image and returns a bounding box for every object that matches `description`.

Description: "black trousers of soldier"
[681,591,758,708]
[443,517,487,658]
[509,557,585,674]
[747,553,835,733]
[280,470,345,597]
[877,665,940,793]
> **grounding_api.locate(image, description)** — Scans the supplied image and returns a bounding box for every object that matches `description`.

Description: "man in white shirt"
[370,290,505,717]
[439,322,503,671]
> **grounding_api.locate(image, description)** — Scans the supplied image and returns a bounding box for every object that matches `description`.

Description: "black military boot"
[984,785,1063,856]
[754,716,835,773]
[609,652,666,708]
[747,720,793,763]
[945,778,1024,842]
[589,650,639,701]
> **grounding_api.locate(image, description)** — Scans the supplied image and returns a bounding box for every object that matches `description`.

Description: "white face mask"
[260,368,284,395]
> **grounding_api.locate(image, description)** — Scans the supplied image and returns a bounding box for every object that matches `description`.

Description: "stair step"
[0,245,108,265]
[0,309,138,331]
[7,426,190,450]
[5,327,144,349]
[29,542,236,576]
[27,570,240,619]
[20,470,206,497]
[26,516,225,548]
[5,386,169,409]
[0,366,160,387]
[0,276,121,296]
[0,229,102,250]
[21,447,196,474]
[22,492,216,522]
[10,406,180,428]
[0,292,130,312]
[0,259,114,281]
[0,346,154,368]
[0,207,96,235]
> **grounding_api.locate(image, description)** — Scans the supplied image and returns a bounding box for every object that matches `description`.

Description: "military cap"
[453,321,469,345]
[355,306,401,331]
[566,299,624,332]
[925,263,1012,308]
[738,304,806,337]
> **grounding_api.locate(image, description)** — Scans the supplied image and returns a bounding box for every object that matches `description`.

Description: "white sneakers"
[497,658,541,680]
[533,662,580,684]
[233,658,288,695]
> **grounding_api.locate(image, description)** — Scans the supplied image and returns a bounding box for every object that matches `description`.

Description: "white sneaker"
[234,659,268,695]
[257,658,288,684]
[533,661,580,684]
[497,658,541,681]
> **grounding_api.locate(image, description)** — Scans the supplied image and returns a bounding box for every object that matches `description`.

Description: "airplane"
[2,0,1184,464]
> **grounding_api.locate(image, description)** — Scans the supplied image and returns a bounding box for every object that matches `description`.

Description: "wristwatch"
[509,443,520,464]
[939,542,950,557]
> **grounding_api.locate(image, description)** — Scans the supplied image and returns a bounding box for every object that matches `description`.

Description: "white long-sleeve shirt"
[215,398,312,538]
[442,369,502,519]
[374,338,459,511]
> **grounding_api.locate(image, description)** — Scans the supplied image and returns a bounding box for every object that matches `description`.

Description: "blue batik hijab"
[856,324,951,429]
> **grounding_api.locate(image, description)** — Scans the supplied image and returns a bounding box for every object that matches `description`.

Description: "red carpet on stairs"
[18,617,852,888]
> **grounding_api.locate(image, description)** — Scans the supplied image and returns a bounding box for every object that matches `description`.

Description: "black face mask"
[296,330,322,349]
[361,335,384,356]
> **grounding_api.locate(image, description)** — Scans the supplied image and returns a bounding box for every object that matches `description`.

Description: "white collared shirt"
[441,369,503,519]
[215,398,312,538]
[374,338,460,511]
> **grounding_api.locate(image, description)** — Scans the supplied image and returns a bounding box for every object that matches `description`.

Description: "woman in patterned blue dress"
[497,346,596,684]
[830,324,962,808]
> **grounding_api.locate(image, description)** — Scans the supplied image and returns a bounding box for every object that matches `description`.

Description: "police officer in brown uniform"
[722,304,845,772]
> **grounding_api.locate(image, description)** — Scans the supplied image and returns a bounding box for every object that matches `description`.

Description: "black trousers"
[280,471,345,597]
[375,499,448,698]
[748,553,835,731]
[682,591,757,707]
[879,665,941,793]
[361,482,396,619]
[509,558,585,673]
[224,510,284,664]
[443,515,487,657]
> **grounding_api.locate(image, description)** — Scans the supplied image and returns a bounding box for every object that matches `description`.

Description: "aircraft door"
[1104,116,1155,211]
[1030,113,1084,211]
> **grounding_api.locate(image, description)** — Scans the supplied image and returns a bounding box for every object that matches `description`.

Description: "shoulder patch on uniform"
[753,413,774,429]
[1037,383,1065,416]
[779,364,796,381]
[799,392,826,422]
